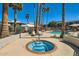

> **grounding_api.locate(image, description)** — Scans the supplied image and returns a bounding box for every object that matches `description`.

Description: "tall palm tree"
[25,14,29,24]
[35,4,39,33]
[1,3,9,37]
[40,4,45,31]
[38,3,41,26]
[9,3,22,32]
[34,4,36,28]
[43,7,50,31]
[60,3,65,38]
[39,3,45,27]
[35,3,45,33]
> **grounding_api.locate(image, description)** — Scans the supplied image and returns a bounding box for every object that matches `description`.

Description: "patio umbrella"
[69,24,79,31]
[69,24,79,27]
[26,24,34,27]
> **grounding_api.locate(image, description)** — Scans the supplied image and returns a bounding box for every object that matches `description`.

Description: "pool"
[50,31,61,35]
[26,40,55,54]
[50,30,68,35]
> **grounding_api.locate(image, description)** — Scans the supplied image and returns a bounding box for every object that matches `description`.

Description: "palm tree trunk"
[45,13,47,31]
[34,4,36,29]
[14,9,16,32]
[41,11,44,31]
[46,12,48,31]
[39,3,42,26]
[41,5,44,31]
[38,3,40,26]
[1,3,9,38]
[36,4,39,33]
[39,3,43,31]
[40,4,43,31]
[40,4,44,31]
[60,3,65,38]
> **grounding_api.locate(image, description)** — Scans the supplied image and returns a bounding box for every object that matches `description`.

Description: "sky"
[0,3,79,24]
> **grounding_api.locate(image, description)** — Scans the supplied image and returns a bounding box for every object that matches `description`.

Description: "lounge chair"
[56,34,60,38]
[50,34,60,38]
[36,31,42,35]
[38,31,42,35]
[69,32,79,37]
[31,31,36,36]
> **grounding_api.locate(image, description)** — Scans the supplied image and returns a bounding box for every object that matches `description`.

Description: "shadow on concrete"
[61,41,79,56]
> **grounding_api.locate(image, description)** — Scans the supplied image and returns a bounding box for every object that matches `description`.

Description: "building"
[0,21,26,32]
[65,20,79,26]
[56,20,79,26]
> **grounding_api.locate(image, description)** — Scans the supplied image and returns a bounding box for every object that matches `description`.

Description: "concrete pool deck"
[0,32,74,56]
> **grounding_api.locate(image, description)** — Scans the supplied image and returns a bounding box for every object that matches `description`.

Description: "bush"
[16,26,23,34]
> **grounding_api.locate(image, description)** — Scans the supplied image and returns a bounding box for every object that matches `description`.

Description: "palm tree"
[25,14,29,24]
[39,3,45,30]
[34,4,36,28]
[35,4,39,33]
[60,3,65,38]
[1,3,9,37]
[35,3,46,33]
[43,7,50,31]
[9,3,22,32]
[38,3,41,26]
[40,4,45,31]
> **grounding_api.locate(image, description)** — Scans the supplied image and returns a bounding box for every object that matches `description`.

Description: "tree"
[48,21,57,27]
[41,3,45,24]
[25,14,29,24]
[38,3,45,25]
[43,7,50,31]
[60,3,65,38]
[1,3,9,37]
[9,3,22,32]
[35,4,39,33]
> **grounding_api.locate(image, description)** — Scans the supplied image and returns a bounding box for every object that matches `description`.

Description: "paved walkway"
[0,34,19,49]
[0,33,74,56]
